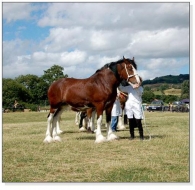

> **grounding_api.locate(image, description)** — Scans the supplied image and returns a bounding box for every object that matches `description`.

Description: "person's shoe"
[140,136,144,140]
[129,131,134,140]
[129,136,134,140]
[139,132,144,140]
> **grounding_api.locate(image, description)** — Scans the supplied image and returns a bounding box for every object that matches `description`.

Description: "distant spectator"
[14,100,18,108]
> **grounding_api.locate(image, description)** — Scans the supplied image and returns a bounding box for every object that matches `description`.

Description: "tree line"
[142,74,189,85]
[2,64,189,111]
[3,65,67,111]
[142,80,189,104]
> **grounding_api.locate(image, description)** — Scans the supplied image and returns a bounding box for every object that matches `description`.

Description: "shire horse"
[43,56,140,143]
[117,90,128,130]
[75,108,96,132]
[78,108,96,132]
[78,92,127,132]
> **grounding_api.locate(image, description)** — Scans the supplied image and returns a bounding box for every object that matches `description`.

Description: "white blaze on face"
[128,66,141,88]
[132,66,140,85]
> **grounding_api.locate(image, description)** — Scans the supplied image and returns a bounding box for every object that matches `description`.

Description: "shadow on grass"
[60,130,78,134]
[119,134,166,140]
[76,136,95,140]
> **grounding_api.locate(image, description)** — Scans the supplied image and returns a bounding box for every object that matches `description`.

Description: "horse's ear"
[132,57,134,61]
[123,56,125,60]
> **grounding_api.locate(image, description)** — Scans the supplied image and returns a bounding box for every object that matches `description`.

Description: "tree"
[142,90,155,103]
[158,84,169,95]
[42,65,66,85]
[180,80,189,99]
[15,74,48,104]
[2,78,32,107]
[143,86,151,91]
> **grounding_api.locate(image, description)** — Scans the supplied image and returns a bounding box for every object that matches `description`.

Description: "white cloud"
[2,2,190,80]
[37,3,189,31]
[3,3,33,22]
[127,28,189,58]
[42,27,84,52]
[98,56,121,68]
[137,57,189,80]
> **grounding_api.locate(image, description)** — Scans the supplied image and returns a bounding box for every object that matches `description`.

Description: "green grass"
[2,111,190,182]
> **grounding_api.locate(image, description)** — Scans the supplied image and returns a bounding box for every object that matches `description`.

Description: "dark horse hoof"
[86,128,95,134]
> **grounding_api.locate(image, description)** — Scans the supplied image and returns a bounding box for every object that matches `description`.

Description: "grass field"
[164,88,181,96]
[2,111,190,182]
[153,88,181,96]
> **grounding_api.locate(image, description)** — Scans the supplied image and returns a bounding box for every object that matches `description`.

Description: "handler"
[119,77,144,140]
[111,91,122,132]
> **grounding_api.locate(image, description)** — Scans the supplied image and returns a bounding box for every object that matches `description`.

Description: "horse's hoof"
[117,126,126,130]
[107,133,118,141]
[87,127,94,133]
[57,130,63,135]
[43,136,53,143]
[79,127,87,132]
[95,135,107,143]
[53,136,62,142]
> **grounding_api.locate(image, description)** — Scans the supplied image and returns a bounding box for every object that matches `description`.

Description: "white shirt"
[119,85,143,102]
[119,85,143,119]
[111,98,122,116]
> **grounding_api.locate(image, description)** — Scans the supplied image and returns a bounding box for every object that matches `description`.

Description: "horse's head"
[118,56,141,88]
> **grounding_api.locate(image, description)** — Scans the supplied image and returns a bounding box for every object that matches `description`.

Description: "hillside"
[142,74,189,85]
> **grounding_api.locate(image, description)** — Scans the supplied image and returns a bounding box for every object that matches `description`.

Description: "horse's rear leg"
[56,116,63,134]
[79,111,87,132]
[75,112,80,125]
[43,112,54,143]
[43,107,64,143]
[88,110,96,132]
[52,107,65,142]
[117,111,126,130]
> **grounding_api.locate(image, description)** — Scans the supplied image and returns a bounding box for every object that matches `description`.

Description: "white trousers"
[125,101,143,119]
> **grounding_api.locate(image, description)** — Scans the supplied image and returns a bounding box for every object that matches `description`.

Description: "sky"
[2,2,190,81]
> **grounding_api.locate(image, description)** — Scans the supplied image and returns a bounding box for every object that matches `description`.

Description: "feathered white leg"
[56,116,63,134]
[43,113,54,143]
[107,121,118,141]
[75,112,80,125]
[117,115,126,130]
[89,110,96,132]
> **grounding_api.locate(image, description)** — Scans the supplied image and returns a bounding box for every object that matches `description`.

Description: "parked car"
[147,100,168,112]
[171,101,189,112]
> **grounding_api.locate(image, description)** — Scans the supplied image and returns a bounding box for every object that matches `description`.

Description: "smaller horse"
[117,90,128,130]
[44,56,140,143]
[77,108,96,132]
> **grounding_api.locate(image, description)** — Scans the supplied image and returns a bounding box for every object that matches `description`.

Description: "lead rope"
[141,103,152,141]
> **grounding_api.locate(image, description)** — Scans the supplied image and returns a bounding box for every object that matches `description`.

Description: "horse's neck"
[94,68,119,88]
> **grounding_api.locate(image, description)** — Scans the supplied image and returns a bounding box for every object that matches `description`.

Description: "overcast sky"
[2,2,190,80]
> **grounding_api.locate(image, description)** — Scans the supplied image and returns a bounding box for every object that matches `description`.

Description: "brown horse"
[117,90,128,130]
[43,56,140,143]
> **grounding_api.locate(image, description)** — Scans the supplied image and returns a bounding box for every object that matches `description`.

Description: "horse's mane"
[95,58,137,74]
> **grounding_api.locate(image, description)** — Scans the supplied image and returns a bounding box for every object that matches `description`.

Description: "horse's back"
[47,69,116,109]
[48,77,91,108]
